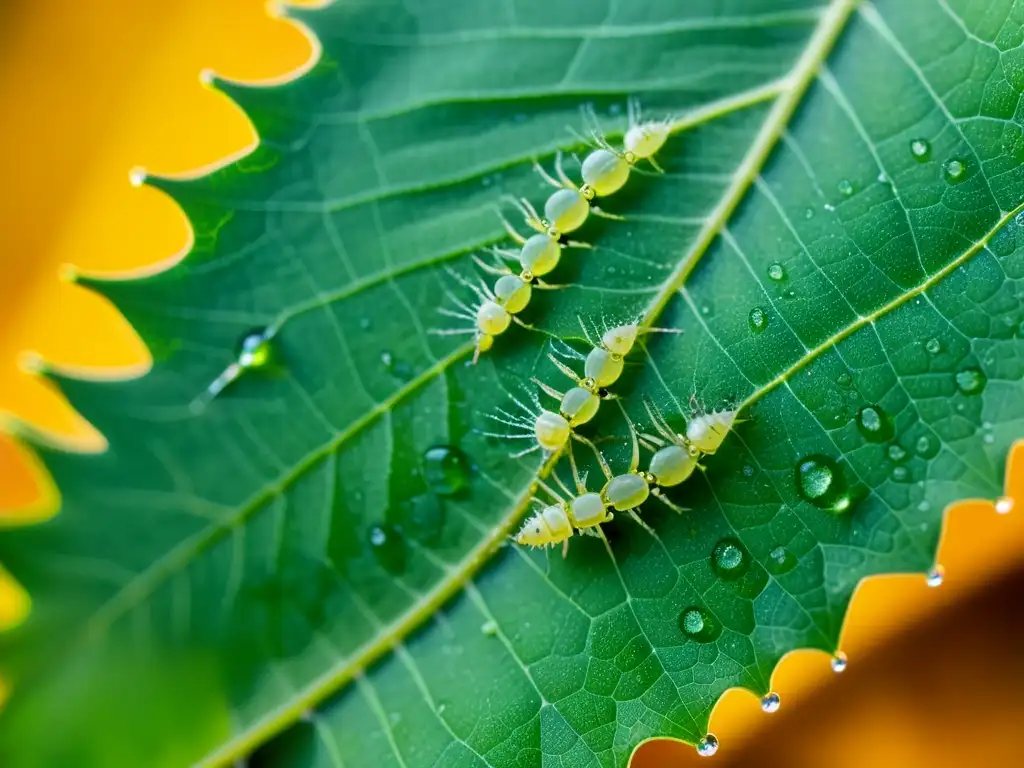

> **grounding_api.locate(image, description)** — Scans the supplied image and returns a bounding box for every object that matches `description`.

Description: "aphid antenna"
[511,196,546,233]
[436,307,475,322]
[626,508,657,535]
[650,487,687,515]
[577,432,614,482]
[616,399,642,473]
[627,95,642,129]
[638,433,663,452]
[643,398,679,446]
[564,124,597,152]
[510,443,542,460]
[494,206,528,245]
[471,253,511,277]
[532,157,565,191]
[444,265,491,303]
[545,353,584,387]
[552,149,576,189]
[487,244,521,263]
[428,327,477,338]
[531,376,564,403]
[549,339,586,362]
[535,475,566,503]
[577,315,601,348]
[507,388,542,417]
[442,286,476,316]
[481,408,532,431]
[549,467,576,501]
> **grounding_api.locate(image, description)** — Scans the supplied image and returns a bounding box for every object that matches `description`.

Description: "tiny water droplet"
[679,607,720,642]
[837,372,853,387]
[359,317,372,330]
[855,405,894,443]
[742,464,755,477]
[608,103,622,116]
[766,545,798,575]
[926,565,945,587]
[795,455,854,513]
[711,539,748,580]
[368,523,406,575]
[238,331,273,368]
[804,207,815,219]
[955,367,986,395]
[381,351,393,366]
[877,171,889,184]
[910,138,931,161]
[917,500,931,513]
[748,306,769,334]
[996,496,1014,514]
[915,435,933,455]
[767,263,785,281]
[831,651,848,673]
[925,338,941,354]
[423,445,470,496]
[783,289,796,300]
[696,734,719,758]
[943,158,966,183]
[892,465,909,482]
[888,445,907,462]
[823,203,836,212]
[761,692,781,713]
[481,620,498,636]
[837,179,854,197]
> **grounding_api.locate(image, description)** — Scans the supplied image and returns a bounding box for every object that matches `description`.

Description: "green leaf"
[2,0,1023,765]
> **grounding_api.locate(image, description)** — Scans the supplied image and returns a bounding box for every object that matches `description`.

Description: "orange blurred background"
[0,2,1021,765]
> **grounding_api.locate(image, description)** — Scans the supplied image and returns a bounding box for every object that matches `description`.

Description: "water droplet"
[767,263,786,281]
[696,734,719,758]
[804,207,815,219]
[783,289,796,300]
[481,620,498,636]
[795,455,854,513]
[915,435,933,455]
[925,338,941,354]
[831,651,848,673]
[711,539,748,580]
[368,523,406,575]
[837,179,854,197]
[742,464,755,477]
[943,158,966,183]
[892,466,909,482]
[926,565,945,587]
[855,405,894,443]
[888,445,907,462]
[766,545,798,575]
[398,493,445,545]
[917,499,931,513]
[955,367,986,395]
[823,203,836,212]
[837,372,853,387]
[877,171,889,184]
[996,496,1014,515]
[238,331,273,368]
[910,138,931,161]
[748,306,769,334]
[381,351,393,366]
[423,445,470,496]
[679,607,720,642]
[608,103,622,116]
[761,692,781,713]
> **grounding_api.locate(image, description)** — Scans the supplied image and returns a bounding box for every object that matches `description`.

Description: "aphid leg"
[546,353,584,387]
[563,238,593,250]
[638,433,663,452]
[442,287,477,316]
[496,208,528,244]
[590,206,627,221]
[531,376,565,404]
[436,308,475,322]
[533,278,568,291]
[511,316,536,330]
[651,488,687,515]
[472,253,512,277]
[627,96,642,130]
[510,443,542,460]
[536,476,566,504]
[506,195,547,234]
[644,399,678,446]
[532,157,565,190]
[549,339,586,362]
[617,402,641,473]
[553,150,575,189]
[549,468,576,502]
[646,155,666,174]
[567,440,588,495]
[577,433,614,481]
[562,538,570,559]
[577,315,600,348]
[472,335,487,364]
[627,508,657,535]
[445,266,491,303]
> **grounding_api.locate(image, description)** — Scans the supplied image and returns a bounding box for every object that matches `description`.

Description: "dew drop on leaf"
[711,539,748,580]
[888,444,907,462]
[855,405,894,442]
[767,262,785,281]
[892,465,910,482]
[359,317,371,330]
[238,330,273,369]
[955,367,986,395]
[925,337,941,354]
[423,445,470,496]
[368,523,406,575]
[837,372,853,387]
[795,455,854,512]
[748,306,769,333]
[804,207,815,219]
[915,435,933,455]
[679,607,720,642]
[837,179,854,197]
[943,158,966,183]
[831,651,848,673]
[926,565,945,588]
[761,692,781,713]
[766,545,797,575]
[480,620,498,636]
[696,734,719,757]
[996,496,1014,515]
[910,138,931,161]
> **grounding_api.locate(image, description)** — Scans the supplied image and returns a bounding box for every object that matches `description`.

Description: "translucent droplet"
[679,607,720,642]
[823,203,836,212]
[742,464,755,477]
[888,445,907,462]
[837,179,854,197]
[831,651,848,673]
[926,565,945,588]
[795,455,854,513]
[767,263,786,281]
[761,692,781,713]
[804,207,815,219]
[915,435,933,455]
[748,306,769,334]
[877,171,889,184]
[855,405,894,443]
[943,158,966,183]
[892,466,909,482]
[711,539,748,580]
[925,338,941,354]
[480,620,498,636]
[238,331,273,368]
[368,523,406,575]
[696,734,719,757]
[381,350,393,366]
[910,138,931,161]
[955,367,986,395]
[917,499,931,512]
[995,496,1014,514]
[837,372,853,387]
[423,445,470,496]
[766,545,798,575]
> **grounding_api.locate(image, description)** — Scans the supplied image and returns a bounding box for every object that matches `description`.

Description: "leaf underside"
[3,0,1024,766]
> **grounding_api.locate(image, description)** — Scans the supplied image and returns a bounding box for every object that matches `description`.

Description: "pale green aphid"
[575,317,682,389]
[642,399,701,488]
[482,387,603,460]
[534,375,601,428]
[580,148,631,197]
[623,96,672,173]
[686,408,741,454]
[432,267,516,363]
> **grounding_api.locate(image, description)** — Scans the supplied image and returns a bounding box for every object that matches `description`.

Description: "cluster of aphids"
[434,100,741,554]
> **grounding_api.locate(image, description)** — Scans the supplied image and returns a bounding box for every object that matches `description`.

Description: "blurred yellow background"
[0,2,1021,765]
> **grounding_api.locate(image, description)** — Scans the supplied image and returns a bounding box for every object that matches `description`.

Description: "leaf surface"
[2,0,1024,765]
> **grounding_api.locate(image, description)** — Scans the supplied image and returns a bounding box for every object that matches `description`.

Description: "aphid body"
[686,408,740,454]
[642,400,700,488]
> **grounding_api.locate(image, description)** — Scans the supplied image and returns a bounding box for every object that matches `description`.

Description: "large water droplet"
[995,496,1014,515]
[926,565,945,588]
[679,607,720,642]
[910,138,931,161]
[424,445,470,496]
[925,338,941,355]
[831,651,848,673]
[795,455,854,513]
[943,158,967,184]
[767,263,786,281]
[766,545,798,575]
[711,539,748,580]
[761,692,781,713]
[955,367,986,395]
[238,330,273,368]
[748,306,769,334]
[696,734,719,758]
[368,523,406,575]
[855,405,894,443]
[837,179,854,197]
